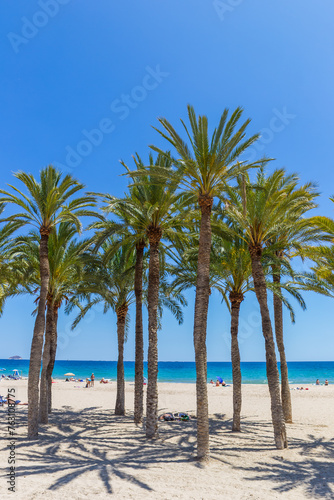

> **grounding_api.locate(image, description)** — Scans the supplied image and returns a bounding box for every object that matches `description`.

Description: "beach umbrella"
[64,372,75,376]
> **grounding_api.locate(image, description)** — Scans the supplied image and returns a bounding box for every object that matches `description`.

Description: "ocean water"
[0,360,333,384]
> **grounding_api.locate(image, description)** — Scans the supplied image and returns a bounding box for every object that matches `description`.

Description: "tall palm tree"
[119,153,190,438]
[91,213,146,422]
[10,225,91,423]
[138,159,189,439]
[148,105,262,460]
[170,233,252,433]
[40,224,89,422]
[89,155,150,424]
[211,236,253,432]
[245,172,320,424]
[0,166,95,439]
[70,241,135,416]
[216,236,307,431]
[225,168,317,448]
[267,232,320,422]
[70,237,186,418]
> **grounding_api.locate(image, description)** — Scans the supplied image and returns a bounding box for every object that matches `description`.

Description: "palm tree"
[118,153,191,438]
[12,233,59,422]
[219,238,308,431]
[89,155,150,424]
[41,224,89,422]
[225,168,316,448]
[0,166,95,439]
[243,172,319,424]
[137,159,189,439]
[91,215,146,423]
[70,241,135,416]
[211,236,253,432]
[148,105,262,460]
[170,232,253,432]
[10,224,91,423]
[70,237,186,418]
[91,153,187,426]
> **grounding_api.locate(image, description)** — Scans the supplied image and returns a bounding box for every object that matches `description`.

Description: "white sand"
[0,380,333,499]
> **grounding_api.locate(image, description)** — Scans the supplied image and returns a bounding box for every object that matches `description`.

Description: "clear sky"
[0,1,334,362]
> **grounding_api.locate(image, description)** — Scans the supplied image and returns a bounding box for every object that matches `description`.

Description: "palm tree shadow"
[9,406,195,495]
[2,407,333,497]
[235,433,334,499]
[206,415,334,497]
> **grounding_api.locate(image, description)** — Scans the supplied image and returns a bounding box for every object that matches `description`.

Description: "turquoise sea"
[0,360,333,384]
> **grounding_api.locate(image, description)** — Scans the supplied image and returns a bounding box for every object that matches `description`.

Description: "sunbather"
[159,412,191,422]
[159,412,175,421]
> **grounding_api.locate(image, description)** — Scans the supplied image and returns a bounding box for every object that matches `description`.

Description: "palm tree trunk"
[230,292,243,432]
[134,242,145,424]
[193,195,212,461]
[273,268,292,423]
[28,230,50,439]
[249,245,287,449]
[115,305,127,415]
[39,299,53,424]
[47,307,58,414]
[146,228,161,439]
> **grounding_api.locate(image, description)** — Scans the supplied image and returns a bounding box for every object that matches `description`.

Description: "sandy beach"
[1,380,333,499]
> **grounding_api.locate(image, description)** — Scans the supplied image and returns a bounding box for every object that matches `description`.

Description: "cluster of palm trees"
[0,105,333,462]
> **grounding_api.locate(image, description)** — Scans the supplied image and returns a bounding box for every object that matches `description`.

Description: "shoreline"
[2,377,331,386]
[1,359,333,386]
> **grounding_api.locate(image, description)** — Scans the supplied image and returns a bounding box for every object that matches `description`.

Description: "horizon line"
[1,359,334,363]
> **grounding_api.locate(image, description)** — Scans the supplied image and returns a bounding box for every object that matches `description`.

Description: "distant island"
[9,355,22,360]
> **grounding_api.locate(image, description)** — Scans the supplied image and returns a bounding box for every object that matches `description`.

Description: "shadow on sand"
[1,407,333,497]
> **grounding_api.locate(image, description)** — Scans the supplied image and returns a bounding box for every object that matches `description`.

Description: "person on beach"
[215,380,220,387]
[325,379,329,386]
[85,378,91,388]
[91,373,95,387]
[316,379,320,385]
[210,380,214,384]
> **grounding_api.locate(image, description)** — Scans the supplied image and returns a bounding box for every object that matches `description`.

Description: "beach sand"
[0,380,333,499]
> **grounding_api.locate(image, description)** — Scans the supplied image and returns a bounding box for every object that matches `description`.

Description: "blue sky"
[0,1,334,362]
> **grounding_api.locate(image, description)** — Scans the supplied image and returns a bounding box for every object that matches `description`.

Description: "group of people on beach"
[65,373,113,386]
[63,373,114,386]
[295,379,330,390]
[210,379,226,386]
[316,379,329,385]
[85,374,112,387]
